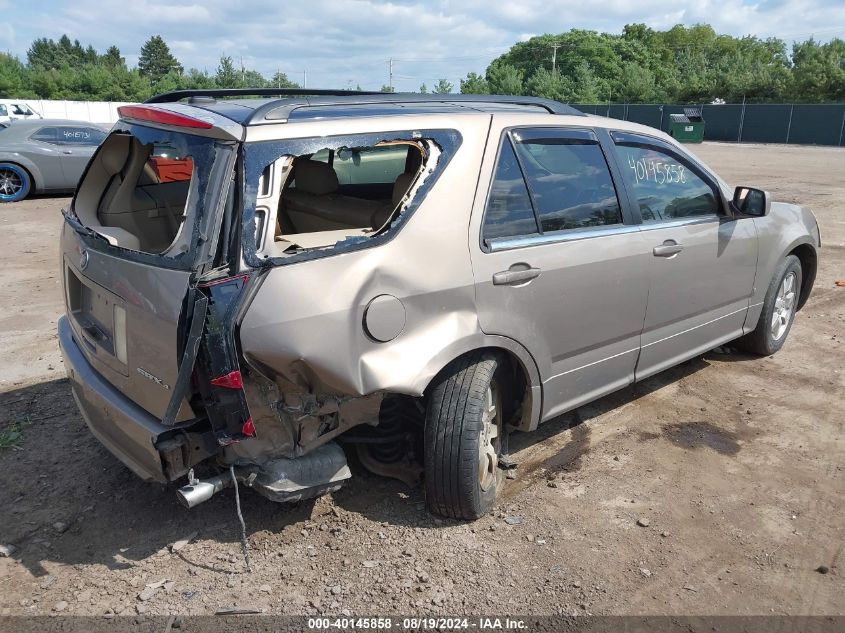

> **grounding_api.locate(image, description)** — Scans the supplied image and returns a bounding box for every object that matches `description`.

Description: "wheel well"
[789,243,816,311]
[424,347,531,430]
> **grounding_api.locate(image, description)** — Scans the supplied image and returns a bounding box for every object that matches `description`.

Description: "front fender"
[745,202,819,329]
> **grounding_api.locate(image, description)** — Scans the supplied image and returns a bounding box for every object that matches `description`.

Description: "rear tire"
[0,163,31,202]
[736,255,802,356]
[424,351,505,520]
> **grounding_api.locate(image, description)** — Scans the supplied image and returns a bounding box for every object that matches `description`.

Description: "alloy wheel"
[0,168,23,198]
[478,382,502,492]
[771,271,797,341]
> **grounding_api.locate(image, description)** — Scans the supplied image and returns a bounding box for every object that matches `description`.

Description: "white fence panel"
[22,100,136,124]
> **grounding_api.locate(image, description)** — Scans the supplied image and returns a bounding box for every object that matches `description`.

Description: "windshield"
[70,123,235,270]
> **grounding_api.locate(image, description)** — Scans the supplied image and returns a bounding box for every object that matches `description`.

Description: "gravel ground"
[0,142,842,617]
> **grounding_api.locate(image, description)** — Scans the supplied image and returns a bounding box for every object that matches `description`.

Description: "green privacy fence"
[576,103,845,146]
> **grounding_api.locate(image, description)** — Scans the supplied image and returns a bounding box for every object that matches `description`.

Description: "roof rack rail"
[247,93,584,124]
[144,89,585,124]
[145,88,384,104]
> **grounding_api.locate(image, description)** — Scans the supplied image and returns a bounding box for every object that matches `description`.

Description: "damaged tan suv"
[58,89,820,519]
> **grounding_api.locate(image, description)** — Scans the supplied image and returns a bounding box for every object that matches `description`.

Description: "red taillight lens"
[118,105,213,129]
[210,370,243,389]
[242,418,255,437]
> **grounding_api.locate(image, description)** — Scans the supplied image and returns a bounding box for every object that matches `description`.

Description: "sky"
[3,0,845,91]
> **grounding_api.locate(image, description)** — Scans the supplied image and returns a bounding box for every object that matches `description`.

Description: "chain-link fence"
[576,103,845,146]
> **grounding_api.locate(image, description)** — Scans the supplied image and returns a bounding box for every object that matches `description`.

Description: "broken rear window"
[70,124,233,265]
[241,129,461,267]
[245,136,432,258]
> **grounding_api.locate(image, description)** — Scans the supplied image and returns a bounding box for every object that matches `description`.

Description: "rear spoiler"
[117,105,213,129]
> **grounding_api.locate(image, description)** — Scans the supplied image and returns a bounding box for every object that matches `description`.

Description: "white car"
[0,100,42,124]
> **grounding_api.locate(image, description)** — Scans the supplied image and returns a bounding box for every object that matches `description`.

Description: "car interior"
[265,141,424,253]
[73,134,194,254]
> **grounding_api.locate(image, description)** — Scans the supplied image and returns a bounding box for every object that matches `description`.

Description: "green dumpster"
[669,108,705,143]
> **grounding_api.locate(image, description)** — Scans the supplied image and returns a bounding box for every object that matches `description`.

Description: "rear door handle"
[62,150,73,154]
[492,267,541,285]
[653,240,684,257]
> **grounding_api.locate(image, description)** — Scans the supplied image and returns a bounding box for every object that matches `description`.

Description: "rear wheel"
[737,255,802,355]
[0,163,31,203]
[424,351,505,520]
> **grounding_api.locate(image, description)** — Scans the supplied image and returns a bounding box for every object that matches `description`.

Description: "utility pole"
[389,58,393,91]
[240,56,244,84]
[302,70,307,89]
[277,68,281,89]
[551,44,561,74]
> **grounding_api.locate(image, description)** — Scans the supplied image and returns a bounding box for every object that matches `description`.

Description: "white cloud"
[7,0,845,90]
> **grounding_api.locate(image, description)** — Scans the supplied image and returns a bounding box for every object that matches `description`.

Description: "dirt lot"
[0,142,842,618]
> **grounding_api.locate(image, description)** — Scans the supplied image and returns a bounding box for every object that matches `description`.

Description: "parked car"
[57,90,820,520]
[0,99,42,124]
[0,119,108,202]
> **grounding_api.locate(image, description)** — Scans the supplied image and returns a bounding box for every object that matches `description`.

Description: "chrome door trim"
[487,223,640,252]
[637,215,721,232]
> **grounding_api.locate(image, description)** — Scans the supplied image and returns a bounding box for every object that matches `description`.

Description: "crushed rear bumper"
[58,316,169,482]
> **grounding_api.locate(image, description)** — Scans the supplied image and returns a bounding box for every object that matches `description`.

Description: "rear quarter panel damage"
[236,116,537,457]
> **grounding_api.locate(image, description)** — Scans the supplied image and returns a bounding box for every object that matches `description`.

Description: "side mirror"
[733,186,770,217]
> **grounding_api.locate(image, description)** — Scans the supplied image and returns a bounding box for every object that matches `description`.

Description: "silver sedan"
[0,119,108,202]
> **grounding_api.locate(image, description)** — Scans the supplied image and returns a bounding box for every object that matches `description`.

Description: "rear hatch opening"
[62,115,243,444]
[72,125,207,254]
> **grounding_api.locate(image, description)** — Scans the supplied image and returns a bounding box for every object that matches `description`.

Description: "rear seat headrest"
[392,172,415,207]
[100,135,130,175]
[295,159,339,196]
[371,172,418,230]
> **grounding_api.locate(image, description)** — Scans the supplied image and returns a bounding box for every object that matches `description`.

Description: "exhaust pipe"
[176,473,231,508]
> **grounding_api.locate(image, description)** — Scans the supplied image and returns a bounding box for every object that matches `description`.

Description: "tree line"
[464,24,845,103]
[0,35,299,101]
[1,25,843,104]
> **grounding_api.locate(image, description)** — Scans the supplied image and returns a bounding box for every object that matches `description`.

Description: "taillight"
[117,105,213,129]
[210,370,243,389]
[241,418,255,437]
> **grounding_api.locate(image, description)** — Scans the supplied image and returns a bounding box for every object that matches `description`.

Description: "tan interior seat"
[370,172,416,230]
[284,159,382,233]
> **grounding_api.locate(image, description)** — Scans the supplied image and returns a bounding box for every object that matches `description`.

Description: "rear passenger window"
[512,132,621,232]
[482,128,622,244]
[31,127,59,143]
[615,145,719,222]
[482,139,538,241]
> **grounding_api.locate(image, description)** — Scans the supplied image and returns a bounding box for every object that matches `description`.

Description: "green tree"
[572,61,601,103]
[269,70,298,89]
[486,63,523,95]
[791,38,845,102]
[27,38,58,69]
[380,84,395,93]
[459,72,489,94]
[101,46,125,69]
[616,61,657,102]
[526,67,573,101]
[215,55,239,88]
[0,53,32,98]
[242,69,267,88]
[419,82,428,93]
[138,35,183,85]
[432,78,453,94]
